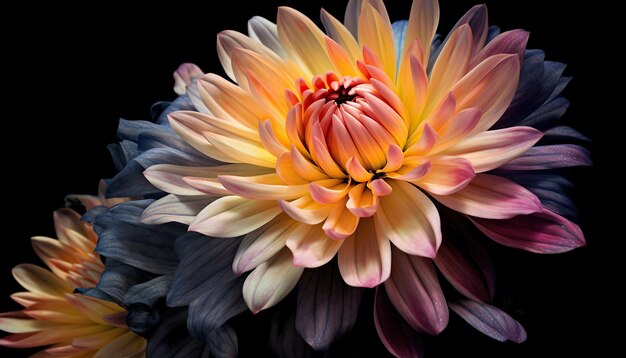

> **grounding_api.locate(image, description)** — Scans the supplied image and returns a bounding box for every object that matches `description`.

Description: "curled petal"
[243,248,304,313]
[471,208,586,254]
[416,157,475,195]
[323,198,360,240]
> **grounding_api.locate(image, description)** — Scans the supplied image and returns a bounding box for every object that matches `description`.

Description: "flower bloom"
[0,208,146,357]
[135,0,588,355]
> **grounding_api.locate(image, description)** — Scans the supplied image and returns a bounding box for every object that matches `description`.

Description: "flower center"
[289,72,403,176]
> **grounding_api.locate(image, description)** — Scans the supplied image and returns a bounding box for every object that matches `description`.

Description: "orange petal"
[322,198,360,240]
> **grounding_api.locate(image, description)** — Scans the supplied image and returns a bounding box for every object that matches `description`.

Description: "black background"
[2,0,612,357]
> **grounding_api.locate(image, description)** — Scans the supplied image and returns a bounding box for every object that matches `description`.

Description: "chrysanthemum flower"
[125,0,589,355]
[0,208,146,357]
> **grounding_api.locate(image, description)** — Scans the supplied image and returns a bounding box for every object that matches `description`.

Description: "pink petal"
[233,215,294,275]
[416,156,475,195]
[432,174,542,219]
[322,199,360,240]
[218,173,310,200]
[338,218,391,288]
[376,181,441,258]
[471,30,529,68]
[385,247,448,334]
[287,223,343,268]
[471,207,586,254]
[445,126,543,173]
[374,287,424,358]
[452,54,520,135]
[433,213,495,302]
[346,183,379,218]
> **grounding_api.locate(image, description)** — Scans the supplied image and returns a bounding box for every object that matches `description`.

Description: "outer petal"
[445,126,543,173]
[415,156,475,195]
[432,174,542,219]
[338,217,391,288]
[295,262,363,351]
[243,248,304,313]
[384,247,448,334]
[376,181,441,258]
[433,211,495,302]
[374,287,424,358]
[450,300,527,343]
[471,208,586,253]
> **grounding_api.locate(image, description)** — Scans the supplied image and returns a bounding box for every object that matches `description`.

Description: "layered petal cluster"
[95,0,589,356]
[0,208,146,357]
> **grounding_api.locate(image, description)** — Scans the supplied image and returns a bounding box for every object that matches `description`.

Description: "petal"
[243,248,304,313]
[287,223,343,268]
[471,30,529,68]
[471,208,586,254]
[426,24,473,113]
[450,300,527,343]
[445,126,543,173]
[498,144,592,170]
[248,16,285,57]
[190,196,282,237]
[233,215,294,275]
[452,54,520,134]
[141,194,215,225]
[218,173,310,200]
[309,180,352,205]
[415,156,475,195]
[432,174,542,219]
[204,131,277,168]
[376,181,441,258]
[320,8,361,63]
[197,74,267,129]
[358,4,396,79]
[433,212,495,302]
[322,199,360,240]
[12,264,71,297]
[278,195,333,225]
[374,287,424,358]
[338,217,391,288]
[403,0,439,65]
[346,183,379,218]
[385,247,448,334]
[93,331,146,358]
[277,7,333,76]
[296,261,363,350]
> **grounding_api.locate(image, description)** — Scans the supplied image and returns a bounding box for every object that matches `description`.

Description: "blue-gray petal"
[94,200,181,274]
[147,307,211,358]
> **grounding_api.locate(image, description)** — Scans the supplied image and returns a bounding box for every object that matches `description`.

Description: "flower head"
[124,0,590,355]
[0,208,146,357]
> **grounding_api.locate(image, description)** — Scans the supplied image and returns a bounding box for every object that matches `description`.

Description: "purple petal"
[471,208,586,254]
[429,5,488,70]
[434,212,495,302]
[472,29,529,68]
[450,300,527,343]
[499,144,592,170]
[296,261,364,350]
[384,247,448,335]
[374,287,423,358]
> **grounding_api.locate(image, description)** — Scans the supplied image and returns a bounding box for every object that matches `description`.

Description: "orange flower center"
[287,71,403,177]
